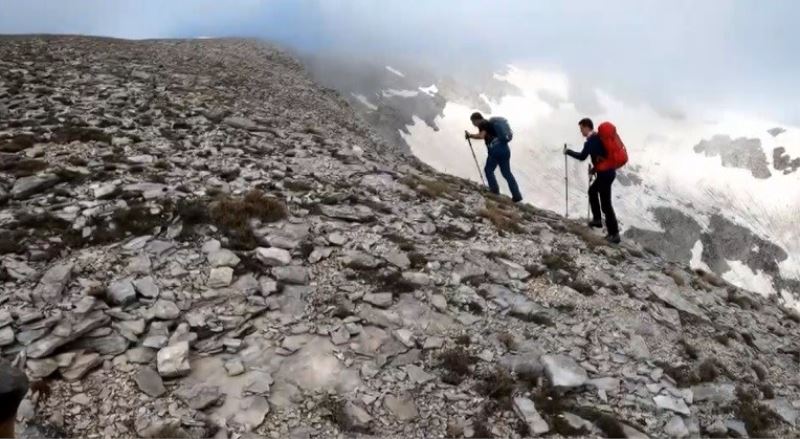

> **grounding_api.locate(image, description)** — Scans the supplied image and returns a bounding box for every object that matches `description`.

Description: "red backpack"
[595,122,628,172]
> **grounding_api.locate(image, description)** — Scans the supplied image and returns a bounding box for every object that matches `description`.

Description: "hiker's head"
[0,361,28,438]
[470,112,484,128]
[578,118,594,137]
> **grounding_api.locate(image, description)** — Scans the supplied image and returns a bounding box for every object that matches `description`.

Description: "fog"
[1,0,799,124]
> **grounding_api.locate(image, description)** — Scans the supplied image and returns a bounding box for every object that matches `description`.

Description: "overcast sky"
[1,0,797,124]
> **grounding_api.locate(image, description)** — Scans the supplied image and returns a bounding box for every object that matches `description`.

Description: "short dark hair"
[578,118,594,130]
[470,112,484,121]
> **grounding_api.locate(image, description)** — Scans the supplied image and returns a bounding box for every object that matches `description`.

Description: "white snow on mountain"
[385,65,405,77]
[382,89,419,98]
[399,65,800,299]
[351,93,378,111]
[419,84,438,96]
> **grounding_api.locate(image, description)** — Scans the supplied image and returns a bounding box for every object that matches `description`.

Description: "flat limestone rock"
[33,262,74,303]
[513,397,549,435]
[541,354,588,388]
[157,342,191,378]
[135,367,167,397]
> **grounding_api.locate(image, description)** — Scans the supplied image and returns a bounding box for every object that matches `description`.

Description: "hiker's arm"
[565,144,589,161]
[466,130,486,140]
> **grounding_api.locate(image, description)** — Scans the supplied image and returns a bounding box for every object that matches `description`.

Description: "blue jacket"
[566,133,606,166]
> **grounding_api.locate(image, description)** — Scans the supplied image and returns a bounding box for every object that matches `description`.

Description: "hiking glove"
[464,131,470,140]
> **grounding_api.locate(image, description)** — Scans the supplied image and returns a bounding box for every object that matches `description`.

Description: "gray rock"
[224,116,260,131]
[71,332,129,355]
[175,382,223,410]
[344,401,373,429]
[0,326,14,347]
[560,412,593,433]
[664,416,689,438]
[272,266,309,285]
[384,394,418,422]
[11,173,59,199]
[401,271,431,287]
[127,347,156,364]
[431,294,447,312]
[308,247,334,263]
[384,250,411,269]
[33,262,73,303]
[27,311,109,358]
[629,334,651,360]
[692,383,736,404]
[330,326,350,345]
[225,358,245,376]
[230,396,270,431]
[650,286,707,321]
[205,248,240,267]
[363,292,393,308]
[513,397,549,435]
[542,354,588,388]
[152,299,181,320]
[134,367,166,397]
[208,267,234,288]
[157,342,191,378]
[764,398,798,426]
[27,358,59,379]
[320,204,375,222]
[341,250,381,269]
[108,279,137,306]
[61,352,102,381]
[93,182,118,199]
[706,420,727,437]
[256,247,292,266]
[133,276,160,298]
[327,232,348,246]
[725,420,748,438]
[0,310,11,328]
[654,394,691,416]
[404,364,436,384]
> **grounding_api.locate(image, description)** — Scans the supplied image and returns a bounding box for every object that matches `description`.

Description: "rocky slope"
[2,36,800,438]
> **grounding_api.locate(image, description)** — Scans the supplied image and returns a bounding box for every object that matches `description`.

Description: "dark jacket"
[566,133,606,166]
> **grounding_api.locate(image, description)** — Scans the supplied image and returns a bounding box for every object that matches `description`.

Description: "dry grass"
[735,387,778,437]
[475,367,515,400]
[438,347,476,385]
[565,222,608,249]
[208,190,287,249]
[52,126,112,144]
[479,202,522,234]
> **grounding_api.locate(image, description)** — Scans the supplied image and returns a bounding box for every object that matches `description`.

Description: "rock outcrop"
[2,35,800,439]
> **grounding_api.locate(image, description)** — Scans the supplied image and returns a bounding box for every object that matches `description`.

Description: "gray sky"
[1,0,798,124]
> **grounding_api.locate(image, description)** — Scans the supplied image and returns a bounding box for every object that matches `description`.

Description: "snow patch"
[382,89,419,98]
[351,93,377,111]
[385,66,405,77]
[419,84,438,96]
[721,261,776,297]
[689,240,711,272]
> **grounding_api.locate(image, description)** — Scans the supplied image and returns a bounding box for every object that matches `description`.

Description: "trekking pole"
[587,164,593,221]
[466,136,486,186]
[564,143,569,218]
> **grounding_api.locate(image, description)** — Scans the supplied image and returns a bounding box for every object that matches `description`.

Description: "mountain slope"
[308,58,800,302]
[2,36,800,439]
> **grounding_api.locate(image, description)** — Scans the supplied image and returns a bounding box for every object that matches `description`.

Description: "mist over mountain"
[295,54,800,304]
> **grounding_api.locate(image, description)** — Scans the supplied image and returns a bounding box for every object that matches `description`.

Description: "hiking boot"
[605,234,621,244]
[512,196,523,203]
[587,220,603,228]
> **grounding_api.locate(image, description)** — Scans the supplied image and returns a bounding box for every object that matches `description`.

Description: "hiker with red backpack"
[465,112,524,203]
[564,118,628,244]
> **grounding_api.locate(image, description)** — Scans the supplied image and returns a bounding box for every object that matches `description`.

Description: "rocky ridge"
[2,36,800,438]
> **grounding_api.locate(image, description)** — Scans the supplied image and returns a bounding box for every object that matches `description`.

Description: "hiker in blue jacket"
[465,112,523,202]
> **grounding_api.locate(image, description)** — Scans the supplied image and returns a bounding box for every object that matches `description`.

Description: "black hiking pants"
[589,170,619,235]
